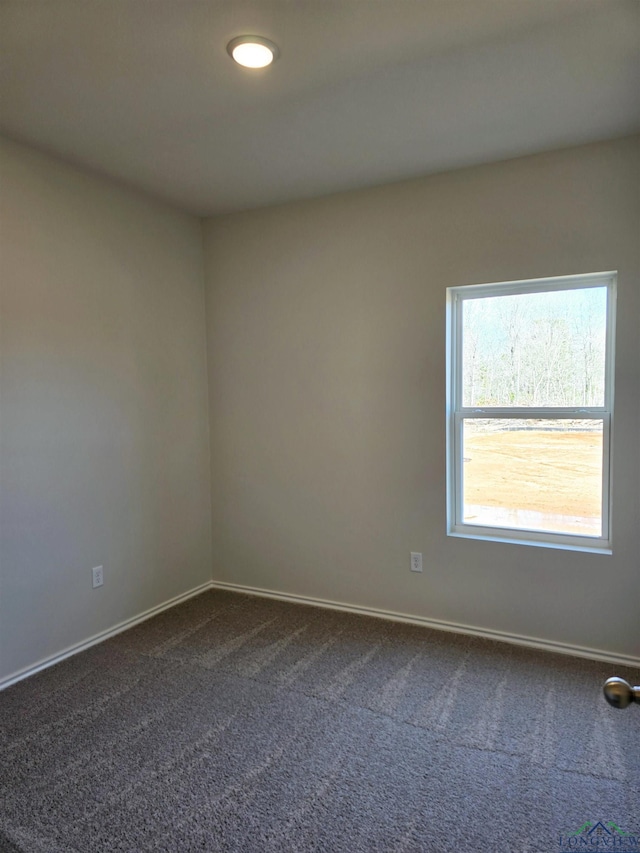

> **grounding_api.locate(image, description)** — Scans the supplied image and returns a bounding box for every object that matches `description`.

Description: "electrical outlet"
[410,552,422,573]
[92,566,104,589]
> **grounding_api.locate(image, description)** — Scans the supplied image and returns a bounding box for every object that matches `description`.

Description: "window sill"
[448,528,612,555]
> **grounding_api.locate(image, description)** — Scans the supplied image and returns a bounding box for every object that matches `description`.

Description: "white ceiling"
[1,1,639,216]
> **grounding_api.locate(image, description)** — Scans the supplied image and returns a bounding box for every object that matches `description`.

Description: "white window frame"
[446,271,616,553]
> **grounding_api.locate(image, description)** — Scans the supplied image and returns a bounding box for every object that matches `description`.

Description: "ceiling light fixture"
[227,36,280,69]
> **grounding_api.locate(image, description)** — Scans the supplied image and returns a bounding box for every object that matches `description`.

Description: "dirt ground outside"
[462,428,602,535]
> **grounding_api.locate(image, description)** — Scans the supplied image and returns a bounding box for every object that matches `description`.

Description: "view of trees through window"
[462,286,607,408]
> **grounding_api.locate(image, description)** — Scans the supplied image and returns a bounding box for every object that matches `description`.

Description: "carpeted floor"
[1,589,639,853]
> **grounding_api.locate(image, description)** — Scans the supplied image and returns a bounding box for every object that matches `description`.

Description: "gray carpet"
[1,590,639,852]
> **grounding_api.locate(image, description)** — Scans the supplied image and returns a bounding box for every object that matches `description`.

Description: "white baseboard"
[0,581,211,692]
[209,580,640,670]
[3,577,637,692]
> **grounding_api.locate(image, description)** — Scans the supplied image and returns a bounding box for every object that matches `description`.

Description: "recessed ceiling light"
[227,36,280,69]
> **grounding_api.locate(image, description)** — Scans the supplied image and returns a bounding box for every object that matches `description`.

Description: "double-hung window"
[446,272,616,551]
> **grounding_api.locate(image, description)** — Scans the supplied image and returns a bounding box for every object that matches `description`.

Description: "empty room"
[1,1,639,851]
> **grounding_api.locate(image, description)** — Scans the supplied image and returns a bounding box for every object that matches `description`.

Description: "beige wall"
[203,136,640,659]
[0,139,212,682]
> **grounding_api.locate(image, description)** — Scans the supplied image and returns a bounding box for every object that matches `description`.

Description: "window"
[446,272,616,551]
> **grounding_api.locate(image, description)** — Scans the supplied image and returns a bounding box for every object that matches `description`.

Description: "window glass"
[462,418,603,537]
[462,287,607,408]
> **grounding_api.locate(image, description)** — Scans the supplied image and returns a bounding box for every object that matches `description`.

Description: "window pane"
[462,287,607,407]
[462,419,603,536]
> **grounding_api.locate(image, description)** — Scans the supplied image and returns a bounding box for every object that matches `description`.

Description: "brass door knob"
[603,677,640,709]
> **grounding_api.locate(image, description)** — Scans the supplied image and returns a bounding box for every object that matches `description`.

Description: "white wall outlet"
[92,565,104,588]
[410,552,423,573]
